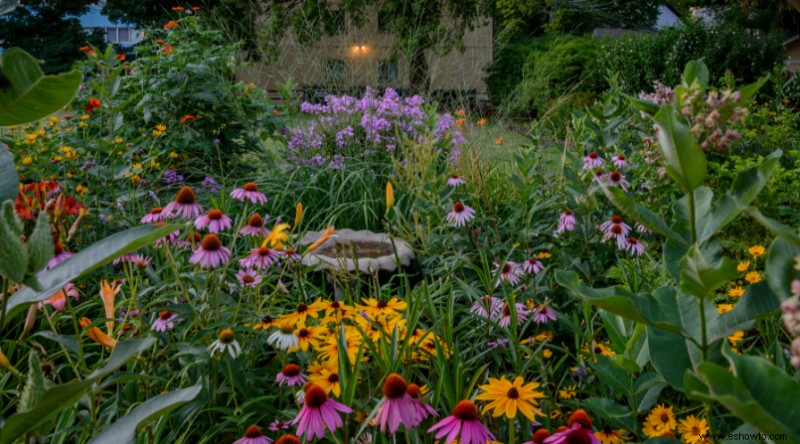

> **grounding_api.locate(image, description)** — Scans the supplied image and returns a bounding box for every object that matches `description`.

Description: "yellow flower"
[99,280,121,335]
[595,427,628,444]
[76,184,87,195]
[476,118,487,126]
[150,160,160,168]
[152,130,163,137]
[737,261,750,272]
[542,348,553,359]
[475,376,545,421]
[303,226,334,255]
[49,116,59,123]
[744,272,762,284]
[263,222,290,249]
[357,296,407,321]
[133,163,143,169]
[115,137,124,144]
[558,384,576,400]
[495,136,505,145]
[130,175,141,182]
[538,252,552,259]
[748,245,766,258]
[644,404,676,437]
[80,317,117,350]
[727,330,745,346]
[156,124,167,132]
[727,286,745,298]
[385,182,394,215]
[289,325,327,352]
[22,156,33,165]
[309,365,342,396]
[678,415,709,444]
[717,303,734,314]
[81,114,90,120]
[294,202,303,228]
[169,151,179,159]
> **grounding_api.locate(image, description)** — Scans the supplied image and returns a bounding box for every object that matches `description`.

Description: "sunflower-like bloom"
[475,376,545,421]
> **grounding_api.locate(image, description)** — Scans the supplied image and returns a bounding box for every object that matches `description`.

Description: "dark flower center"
[564,210,572,216]
[187,232,201,243]
[327,373,339,383]
[243,182,259,192]
[54,241,64,255]
[406,383,422,399]
[201,234,221,251]
[247,214,264,227]
[244,425,262,438]
[242,274,255,284]
[595,169,603,177]
[588,151,598,159]
[617,154,626,160]
[452,400,479,421]
[661,414,669,423]
[565,429,593,444]
[296,304,308,313]
[611,215,622,223]
[261,315,273,323]
[150,207,163,215]
[298,328,310,338]
[567,409,593,429]
[275,434,301,444]
[159,309,171,320]
[377,300,388,308]
[175,186,196,204]
[258,246,272,257]
[507,387,520,399]
[304,385,328,408]
[453,201,465,213]
[533,428,552,443]
[502,263,512,274]
[330,301,340,309]
[610,171,622,182]
[208,209,223,220]
[382,374,408,399]
[628,237,638,244]
[218,329,235,343]
[611,225,623,235]
[282,364,300,376]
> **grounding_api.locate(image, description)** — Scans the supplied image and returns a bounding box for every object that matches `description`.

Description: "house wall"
[238,11,492,98]
[787,40,800,73]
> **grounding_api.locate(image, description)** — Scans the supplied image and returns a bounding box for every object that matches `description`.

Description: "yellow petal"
[294,202,303,229]
[385,182,394,215]
[304,226,335,255]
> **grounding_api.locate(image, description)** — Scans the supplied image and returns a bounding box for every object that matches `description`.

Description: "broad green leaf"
[689,348,800,442]
[582,397,636,430]
[0,145,18,204]
[628,96,660,116]
[0,48,82,126]
[747,207,800,249]
[599,185,680,240]
[4,224,181,322]
[708,282,781,342]
[765,238,800,301]
[0,338,155,444]
[646,327,692,392]
[699,151,781,242]
[644,438,682,444]
[87,385,202,444]
[679,245,738,299]
[682,60,709,88]
[724,423,767,444]
[653,106,707,192]
[556,271,682,334]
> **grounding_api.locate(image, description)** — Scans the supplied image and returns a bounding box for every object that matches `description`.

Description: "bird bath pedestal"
[300,229,414,274]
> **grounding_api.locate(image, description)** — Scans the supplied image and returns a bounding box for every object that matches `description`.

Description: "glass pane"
[118,28,130,42]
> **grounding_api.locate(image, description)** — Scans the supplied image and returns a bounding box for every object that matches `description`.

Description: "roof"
[76,6,136,28]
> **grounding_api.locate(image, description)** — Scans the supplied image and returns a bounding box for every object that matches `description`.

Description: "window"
[118,28,130,43]
[326,59,346,85]
[378,60,398,82]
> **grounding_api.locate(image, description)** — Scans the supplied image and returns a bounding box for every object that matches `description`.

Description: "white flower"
[208,329,241,358]
[268,324,299,350]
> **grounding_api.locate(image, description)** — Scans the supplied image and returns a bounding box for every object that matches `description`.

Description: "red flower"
[162,45,175,55]
[163,21,179,29]
[191,6,201,10]
[86,98,101,113]
[171,6,183,11]
[180,115,198,123]
[80,45,94,55]
[114,54,126,61]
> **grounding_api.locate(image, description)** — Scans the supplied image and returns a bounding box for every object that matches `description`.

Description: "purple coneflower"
[276,363,308,386]
[544,410,600,444]
[151,309,178,332]
[268,420,290,432]
[447,175,466,187]
[231,182,268,204]
[236,269,262,288]
[233,425,272,444]
[612,154,628,169]
[605,171,630,191]
[240,213,270,236]
[113,253,136,265]
[374,374,420,434]
[428,399,495,444]
[487,338,510,348]
[164,186,204,220]
[141,207,164,224]
[189,234,231,268]
[48,241,74,269]
[523,258,544,275]
[291,384,352,441]
[470,295,503,319]
[281,248,301,262]
[599,216,631,245]
[557,210,576,233]
[583,151,604,170]
[533,305,557,324]
[498,301,530,328]
[406,383,438,422]
[495,261,521,286]
[624,237,645,256]
[155,229,181,248]
[195,209,233,233]
[635,222,651,235]
[592,169,605,183]
[240,246,279,269]
[39,283,79,311]
[446,201,476,227]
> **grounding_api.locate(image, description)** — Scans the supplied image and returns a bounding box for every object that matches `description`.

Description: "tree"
[0,1,103,74]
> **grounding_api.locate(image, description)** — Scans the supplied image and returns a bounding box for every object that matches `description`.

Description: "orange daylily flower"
[99,280,122,335]
[476,118,487,126]
[163,21,179,29]
[80,318,117,350]
[171,6,184,11]
[180,115,198,123]
[304,226,335,255]
[114,54,126,61]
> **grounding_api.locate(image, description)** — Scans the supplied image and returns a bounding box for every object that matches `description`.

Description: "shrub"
[485,35,555,106]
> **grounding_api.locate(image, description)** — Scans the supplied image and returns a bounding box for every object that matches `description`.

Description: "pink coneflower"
[233,425,273,444]
[533,305,557,324]
[447,175,466,187]
[599,216,631,245]
[113,253,136,265]
[624,237,645,256]
[39,283,79,311]
[583,151,604,170]
[406,383,438,422]
[634,222,652,235]
[240,246,279,269]
[428,399,496,444]
[47,241,74,269]
[487,338,510,348]
[164,186,204,220]
[611,154,628,169]
[557,210,576,233]
[151,309,178,332]
[276,363,308,386]
[268,420,290,432]
[374,374,420,434]
[141,207,164,224]
[494,261,521,286]
[231,182,267,204]
[523,258,544,275]
[236,269,262,288]
[605,171,630,191]
[240,213,269,236]
[544,410,600,444]
[291,384,352,441]
[155,229,181,248]
[470,296,503,319]
[115,254,152,269]
[281,248,301,262]
[498,301,530,328]
[189,234,231,268]
[592,169,606,183]
[179,232,202,249]
[195,209,233,233]
[446,201,476,227]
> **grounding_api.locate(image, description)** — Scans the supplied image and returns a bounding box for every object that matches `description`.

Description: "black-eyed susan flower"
[359,297,407,321]
[475,376,545,421]
[745,271,762,284]
[677,415,709,444]
[643,404,676,438]
[595,426,628,444]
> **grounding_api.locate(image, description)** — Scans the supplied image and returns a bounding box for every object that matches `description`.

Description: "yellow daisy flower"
[475,376,545,421]
[747,245,766,258]
[737,261,750,273]
[595,426,629,444]
[727,330,745,346]
[744,272,762,284]
[558,384,576,400]
[717,303,734,314]
[644,404,676,437]
[727,286,745,298]
[678,415,709,444]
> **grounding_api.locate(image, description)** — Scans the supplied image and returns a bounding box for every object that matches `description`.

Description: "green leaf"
[26,212,53,275]
[87,385,202,444]
[644,438,682,444]
[646,326,693,392]
[3,224,181,322]
[699,151,781,243]
[708,282,781,342]
[653,106,707,192]
[582,397,636,430]
[679,245,738,299]
[599,185,681,240]
[0,144,18,204]
[765,238,800,301]
[682,60,709,88]
[0,48,82,126]
[689,348,800,442]
[0,338,155,444]
[628,96,660,116]
[747,207,800,249]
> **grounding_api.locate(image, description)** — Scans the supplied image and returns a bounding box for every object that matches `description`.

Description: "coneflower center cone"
[151,207,162,214]
[242,275,255,284]
[175,186,197,204]
[304,385,328,408]
[275,435,301,444]
[245,425,263,438]
[282,364,300,376]
[565,430,593,444]
[453,201,465,213]
[208,209,223,220]
[218,329,235,344]
[159,310,171,320]
[247,214,264,226]
[201,234,221,251]
[243,182,259,192]
[567,409,593,429]
[452,400,480,421]
[382,374,408,399]
[406,383,423,399]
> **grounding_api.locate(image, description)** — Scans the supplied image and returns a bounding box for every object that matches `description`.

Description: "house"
[77,4,143,47]
[785,34,800,72]
[655,3,681,30]
[238,9,493,102]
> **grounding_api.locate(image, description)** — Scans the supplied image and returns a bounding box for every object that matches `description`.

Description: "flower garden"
[3,10,800,444]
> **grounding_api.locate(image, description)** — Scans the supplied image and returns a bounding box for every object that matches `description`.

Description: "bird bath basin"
[300,229,414,273]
